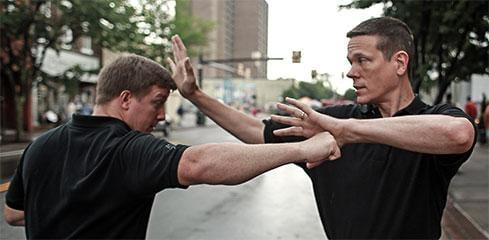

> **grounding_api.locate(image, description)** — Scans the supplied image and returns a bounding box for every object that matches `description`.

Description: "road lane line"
[0,150,24,158]
[0,182,10,192]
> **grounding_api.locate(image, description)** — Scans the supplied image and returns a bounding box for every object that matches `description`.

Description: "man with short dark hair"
[170,17,476,238]
[4,54,341,238]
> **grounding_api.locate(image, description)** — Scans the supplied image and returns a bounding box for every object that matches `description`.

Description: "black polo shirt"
[263,97,476,239]
[6,115,188,239]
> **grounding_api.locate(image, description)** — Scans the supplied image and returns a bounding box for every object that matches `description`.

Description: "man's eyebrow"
[352,52,368,58]
[348,52,369,61]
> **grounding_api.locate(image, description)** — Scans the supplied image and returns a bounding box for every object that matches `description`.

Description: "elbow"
[448,118,475,153]
[178,150,202,186]
[178,145,221,186]
[4,206,24,226]
[5,215,17,226]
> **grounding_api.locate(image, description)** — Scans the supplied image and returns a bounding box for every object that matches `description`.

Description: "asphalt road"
[147,125,325,239]
[3,122,486,239]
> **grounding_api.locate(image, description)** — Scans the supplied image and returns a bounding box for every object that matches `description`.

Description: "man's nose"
[346,67,358,80]
[157,108,166,121]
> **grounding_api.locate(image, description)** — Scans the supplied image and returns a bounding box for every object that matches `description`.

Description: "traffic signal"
[311,70,317,79]
[292,51,301,63]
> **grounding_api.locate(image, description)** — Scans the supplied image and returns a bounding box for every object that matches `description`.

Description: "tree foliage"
[343,88,356,101]
[282,80,335,100]
[0,0,212,140]
[341,0,488,104]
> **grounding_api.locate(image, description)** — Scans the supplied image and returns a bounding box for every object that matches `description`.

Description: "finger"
[273,126,304,137]
[171,37,180,62]
[173,34,187,52]
[306,159,327,169]
[285,97,314,116]
[270,114,301,126]
[276,102,305,119]
[166,57,177,73]
[172,35,187,60]
[329,145,342,160]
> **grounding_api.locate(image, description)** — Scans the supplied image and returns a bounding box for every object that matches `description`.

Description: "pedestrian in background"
[4,55,340,238]
[445,92,454,107]
[484,102,489,143]
[65,100,77,120]
[480,93,487,144]
[464,95,478,120]
[170,16,476,239]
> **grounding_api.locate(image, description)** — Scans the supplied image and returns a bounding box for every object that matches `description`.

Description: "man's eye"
[153,100,163,106]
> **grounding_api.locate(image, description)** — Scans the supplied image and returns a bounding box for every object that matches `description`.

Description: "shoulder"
[423,103,469,118]
[119,131,189,157]
[27,124,66,151]
[316,104,363,119]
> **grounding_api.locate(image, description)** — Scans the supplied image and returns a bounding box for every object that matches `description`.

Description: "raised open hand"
[166,35,199,98]
[271,97,324,138]
[272,97,344,146]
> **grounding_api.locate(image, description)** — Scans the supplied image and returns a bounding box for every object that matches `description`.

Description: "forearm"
[188,90,264,144]
[180,142,303,185]
[340,115,474,154]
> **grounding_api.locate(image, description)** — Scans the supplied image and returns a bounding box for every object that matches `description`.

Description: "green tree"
[282,80,335,101]
[0,0,211,141]
[341,0,488,104]
[343,88,356,101]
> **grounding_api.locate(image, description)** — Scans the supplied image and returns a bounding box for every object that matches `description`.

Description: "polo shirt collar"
[394,95,428,116]
[71,114,131,130]
[360,95,428,118]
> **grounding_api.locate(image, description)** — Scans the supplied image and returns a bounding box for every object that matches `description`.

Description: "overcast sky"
[266,0,383,94]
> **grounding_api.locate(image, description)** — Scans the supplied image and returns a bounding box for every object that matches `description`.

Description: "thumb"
[328,145,341,160]
[306,159,327,169]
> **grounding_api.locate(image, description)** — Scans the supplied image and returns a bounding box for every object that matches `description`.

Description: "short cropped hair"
[96,54,176,105]
[347,17,415,74]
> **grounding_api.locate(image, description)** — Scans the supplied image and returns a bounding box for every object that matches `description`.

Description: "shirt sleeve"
[430,104,477,171]
[119,133,189,196]
[262,118,305,144]
[5,148,27,211]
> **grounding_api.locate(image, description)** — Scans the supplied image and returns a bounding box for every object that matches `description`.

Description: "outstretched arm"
[177,131,341,186]
[167,35,264,144]
[272,97,475,155]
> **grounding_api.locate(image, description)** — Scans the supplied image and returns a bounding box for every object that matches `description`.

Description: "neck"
[92,102,124,122]
[376,78,415,117]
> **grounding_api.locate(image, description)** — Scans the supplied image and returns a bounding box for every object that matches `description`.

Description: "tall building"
[189,0,268,79]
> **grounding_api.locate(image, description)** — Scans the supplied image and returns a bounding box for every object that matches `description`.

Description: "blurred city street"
[2,0,488,239]
[1,115,488,239]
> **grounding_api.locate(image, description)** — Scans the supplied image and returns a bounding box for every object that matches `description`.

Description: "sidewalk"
[0,128,47,184]
[442,143,489,239]
[1,126,488,238]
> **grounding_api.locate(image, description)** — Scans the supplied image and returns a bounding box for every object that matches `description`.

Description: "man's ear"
[393,51,409,76]
[119,90,132,110]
